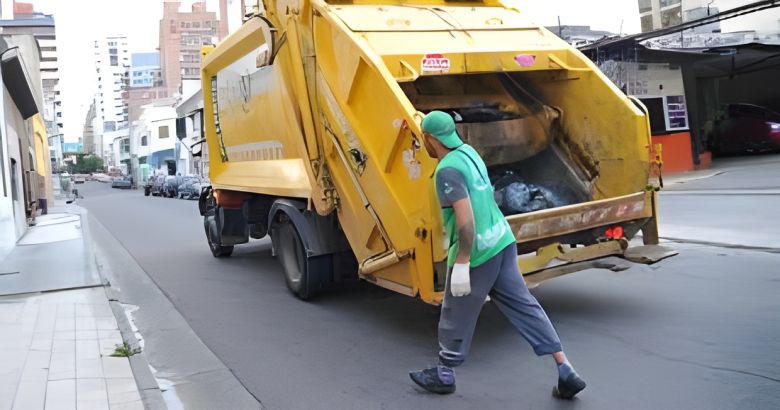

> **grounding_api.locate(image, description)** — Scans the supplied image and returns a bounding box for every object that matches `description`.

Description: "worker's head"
[421,111,463,159]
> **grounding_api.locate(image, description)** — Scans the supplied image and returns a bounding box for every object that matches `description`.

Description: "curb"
[76,205,167,409]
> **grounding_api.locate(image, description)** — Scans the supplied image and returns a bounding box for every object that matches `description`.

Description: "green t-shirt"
[434,145,516,267]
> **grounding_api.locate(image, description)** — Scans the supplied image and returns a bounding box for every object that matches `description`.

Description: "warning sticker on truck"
[421,54,450,74]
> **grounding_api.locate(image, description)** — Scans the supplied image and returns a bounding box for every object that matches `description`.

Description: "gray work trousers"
[439,243,563,367]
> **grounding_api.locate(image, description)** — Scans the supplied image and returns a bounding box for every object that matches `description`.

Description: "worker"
[409,111,586,399]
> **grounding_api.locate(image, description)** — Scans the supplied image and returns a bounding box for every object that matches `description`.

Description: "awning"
[1,47,39,119]
[176,89,203,118]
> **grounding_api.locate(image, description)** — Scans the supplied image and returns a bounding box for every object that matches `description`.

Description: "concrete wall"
[1,86,30,242]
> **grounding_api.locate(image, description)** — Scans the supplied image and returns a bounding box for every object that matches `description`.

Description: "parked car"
[93,173,113,183]
[150,175,167,196]
[176,176,196,199]
[709,103,780,155]
[163,175,182,198]
[111,176,132,189]
[176,176,209,199]
[73,174,86,184]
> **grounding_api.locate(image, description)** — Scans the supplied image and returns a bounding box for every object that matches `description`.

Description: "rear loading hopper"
[199,0,674,304]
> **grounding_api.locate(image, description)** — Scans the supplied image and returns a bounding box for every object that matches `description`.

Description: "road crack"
[563,320,780,384]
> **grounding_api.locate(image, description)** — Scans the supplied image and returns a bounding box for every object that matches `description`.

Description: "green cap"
[421,111,463,149]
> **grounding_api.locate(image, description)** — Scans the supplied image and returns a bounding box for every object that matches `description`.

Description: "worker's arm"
[451,197,475,265]
[435,167,473,297]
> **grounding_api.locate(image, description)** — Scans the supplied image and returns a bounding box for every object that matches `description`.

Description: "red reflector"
[613,226,625,238]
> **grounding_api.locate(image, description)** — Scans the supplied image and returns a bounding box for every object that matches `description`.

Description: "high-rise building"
[127,52,168,124]
[159,0,228,97]
[638,0,721,33]
[0,1,62,138]
[130,52,162,88]
[93,36,130,134]
[82,102,96,154]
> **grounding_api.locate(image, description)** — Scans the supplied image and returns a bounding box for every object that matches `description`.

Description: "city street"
[76,155,780,410]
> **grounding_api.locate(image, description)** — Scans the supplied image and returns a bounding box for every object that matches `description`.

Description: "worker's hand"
[450,263,471,297]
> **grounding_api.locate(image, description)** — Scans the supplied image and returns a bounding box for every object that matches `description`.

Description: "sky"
[28,0,777,142]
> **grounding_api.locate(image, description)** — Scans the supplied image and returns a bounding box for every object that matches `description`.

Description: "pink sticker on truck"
[514,54,536,67]
[421,54,451,73]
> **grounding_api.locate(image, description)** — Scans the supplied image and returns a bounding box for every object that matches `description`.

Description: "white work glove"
[450,263,471,297]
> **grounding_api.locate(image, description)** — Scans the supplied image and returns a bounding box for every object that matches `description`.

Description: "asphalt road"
[78,177,780,410]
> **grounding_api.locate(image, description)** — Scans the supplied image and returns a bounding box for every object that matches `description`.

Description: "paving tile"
[76,358,103,379]
[53,331,76,341]
[76,340,101,360]
[56,303,75,319]
[76,378,109,410]
[0,325,33,349]
[75,304,112,318]
[12,350,50,409]
[75,317,98,331]
[54,315,75,332]
[101,357,133,379]
[108,400,144,410]
[97,330,121,341]
[44,379,76,410]
[52,339,75,354]
[48,344,76,381]
[95,317,118,331]
[31,332,54,351]
[20,349,52,377]
[75,330,99,340]
[12,375,47,409]
[98,339,121,357]
[105,378,141,405]
[35,305,59,333]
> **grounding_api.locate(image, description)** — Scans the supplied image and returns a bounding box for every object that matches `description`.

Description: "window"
[661,7,682,28]
[159,125,169,139]
[122,138,130,153]
[638,0,652,13]
[660,0,681,8]
[641,15,654,32]
[193,21,200,28]
[141,135,148,146]
[109,48,117,55]
[666,96,688,129]
[110,55,118,66]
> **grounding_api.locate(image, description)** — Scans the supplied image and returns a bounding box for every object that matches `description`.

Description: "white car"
[73,175,86,184]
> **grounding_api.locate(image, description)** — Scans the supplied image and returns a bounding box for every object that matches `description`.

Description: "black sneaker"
[409,365,456,394]
[553,373,587,400]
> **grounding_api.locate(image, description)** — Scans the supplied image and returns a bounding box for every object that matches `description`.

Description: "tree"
[67,154,104,174]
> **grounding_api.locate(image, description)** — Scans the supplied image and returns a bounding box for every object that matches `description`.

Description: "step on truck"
[196,0,675,304]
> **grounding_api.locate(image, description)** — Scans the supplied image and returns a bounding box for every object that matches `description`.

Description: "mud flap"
[623,245,679,264]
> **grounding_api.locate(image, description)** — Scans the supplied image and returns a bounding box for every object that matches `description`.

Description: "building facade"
[159,0,228,97]
[0,1,62,139]
[130,52,162,88]
[638,0,721,33]
[0,33,53,257]
[93,36,130,133]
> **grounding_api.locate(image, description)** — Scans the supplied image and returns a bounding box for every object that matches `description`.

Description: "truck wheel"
[275,220,313,300]
[205,216,234,257]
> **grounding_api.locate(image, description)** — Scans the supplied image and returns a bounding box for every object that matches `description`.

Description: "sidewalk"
[0,205,149,410]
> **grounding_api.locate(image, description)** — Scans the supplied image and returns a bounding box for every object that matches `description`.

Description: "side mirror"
[191,138,205,158]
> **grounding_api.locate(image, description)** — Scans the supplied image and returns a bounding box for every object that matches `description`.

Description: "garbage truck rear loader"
[197,0,672,304]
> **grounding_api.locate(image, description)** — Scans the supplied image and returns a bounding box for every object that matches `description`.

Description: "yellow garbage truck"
[197,0,671,304]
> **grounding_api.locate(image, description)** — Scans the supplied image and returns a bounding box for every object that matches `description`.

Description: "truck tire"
[205,215,234,257]
[275,220,313,300]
